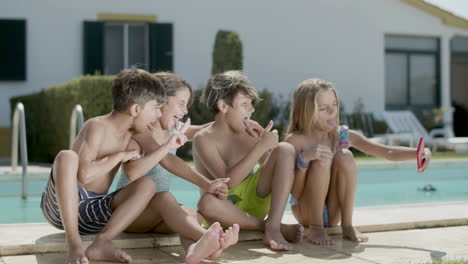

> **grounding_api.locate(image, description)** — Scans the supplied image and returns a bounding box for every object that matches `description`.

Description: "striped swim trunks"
[40,171,121,235]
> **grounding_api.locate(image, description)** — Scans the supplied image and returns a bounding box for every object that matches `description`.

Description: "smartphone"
[416,137,425,172]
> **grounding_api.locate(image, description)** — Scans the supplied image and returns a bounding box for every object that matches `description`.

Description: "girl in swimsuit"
[285,78,432,246]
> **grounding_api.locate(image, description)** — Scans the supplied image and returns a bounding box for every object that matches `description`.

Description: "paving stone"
[2,248,181,264]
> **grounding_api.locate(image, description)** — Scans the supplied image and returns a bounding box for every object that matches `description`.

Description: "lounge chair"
[381,110,468,152]
[341,112,386,144]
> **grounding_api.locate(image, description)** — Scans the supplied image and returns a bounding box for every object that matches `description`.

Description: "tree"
[212,30,243,74]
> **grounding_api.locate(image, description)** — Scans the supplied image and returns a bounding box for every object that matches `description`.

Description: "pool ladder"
[11,103,84,199]
[11,103,28,199]
[69,105,84,149]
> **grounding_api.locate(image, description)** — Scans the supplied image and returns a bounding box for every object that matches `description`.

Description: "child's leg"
[127,192,238,263]
[85,176,156,263]
[328,149,368,243]
[297,156,334,245]
[51,150,88,264]
[256,142,303,250]
[130,191,206,240]
[198,193,264,230]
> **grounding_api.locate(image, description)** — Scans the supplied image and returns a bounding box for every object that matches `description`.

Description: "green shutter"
[149,23,173,72]
[0,19,26,81]
[83,21,104,75]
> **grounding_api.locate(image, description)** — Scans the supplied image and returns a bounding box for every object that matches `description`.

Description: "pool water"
[1,163,467,224]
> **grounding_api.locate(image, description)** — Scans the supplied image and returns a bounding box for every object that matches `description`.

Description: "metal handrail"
[11,102,28,199]
[69,104,84,149]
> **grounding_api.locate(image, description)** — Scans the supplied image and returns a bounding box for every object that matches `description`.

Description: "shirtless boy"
[193,71,303,251]
[41,69,176,263]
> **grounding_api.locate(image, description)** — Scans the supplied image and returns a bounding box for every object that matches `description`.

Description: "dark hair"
[153,72,194,107]
[111,69,166,112]
[202,70,259,113]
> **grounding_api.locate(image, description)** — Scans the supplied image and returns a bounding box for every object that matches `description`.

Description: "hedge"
[10,75,114,162]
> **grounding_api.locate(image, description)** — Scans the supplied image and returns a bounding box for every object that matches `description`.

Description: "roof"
[402,0,468,30]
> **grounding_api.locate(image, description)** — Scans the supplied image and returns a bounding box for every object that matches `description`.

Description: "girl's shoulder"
[285,131,306,142]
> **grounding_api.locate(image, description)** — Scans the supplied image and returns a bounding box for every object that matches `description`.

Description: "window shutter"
[148,23,173,72]
[83,21,104,75]
[0,19,26,81]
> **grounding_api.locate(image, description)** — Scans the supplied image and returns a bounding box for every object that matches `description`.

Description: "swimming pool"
[1,161,467,224]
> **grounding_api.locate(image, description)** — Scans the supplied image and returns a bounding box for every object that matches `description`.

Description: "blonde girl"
[285,79,432,245]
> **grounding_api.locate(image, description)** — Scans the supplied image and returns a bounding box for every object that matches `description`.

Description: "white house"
[1,0,468,157]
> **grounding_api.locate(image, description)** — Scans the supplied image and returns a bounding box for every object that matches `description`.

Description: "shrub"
[10,75,114,162]
[212,30,243,74]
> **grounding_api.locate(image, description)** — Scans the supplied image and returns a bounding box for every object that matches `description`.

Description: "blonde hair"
[286,78,340,145]
[202,70,259,113]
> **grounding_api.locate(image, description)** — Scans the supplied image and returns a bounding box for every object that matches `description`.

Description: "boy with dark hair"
[41,69,176,264]
[194,71,303,251]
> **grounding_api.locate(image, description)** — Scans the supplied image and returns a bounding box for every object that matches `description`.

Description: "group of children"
[40,69,432,264]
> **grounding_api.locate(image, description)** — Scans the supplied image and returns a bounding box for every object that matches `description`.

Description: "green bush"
[212,30,243,74]
[10,75,114,162]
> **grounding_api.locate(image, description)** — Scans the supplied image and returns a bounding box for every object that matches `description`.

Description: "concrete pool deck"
[0,201,467,263]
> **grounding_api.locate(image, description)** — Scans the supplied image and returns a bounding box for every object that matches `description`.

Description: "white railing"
[69,104,84,149]
[11,102,28,199]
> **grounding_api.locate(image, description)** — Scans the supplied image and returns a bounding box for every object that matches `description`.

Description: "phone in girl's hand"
[416,137,425,172]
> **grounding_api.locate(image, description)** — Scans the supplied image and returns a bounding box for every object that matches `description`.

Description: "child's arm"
[124,119,192,179]
[184,122,212,141]
[122,137,173,181]
[193,122,278,188]
[350,130,432,172]
[184,119,263,141]
[159,153,229,199]
[286,135,333,198]
[76,122,140,185]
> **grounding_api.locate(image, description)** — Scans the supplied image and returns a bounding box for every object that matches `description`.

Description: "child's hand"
[303,144,333,161]
[167,133,188,150]
[259,121,279,150]
[122,149,141,162]
[207,178,230,200]
[175,118,191,135]
[419,148,432,173]
[243,118,264,138]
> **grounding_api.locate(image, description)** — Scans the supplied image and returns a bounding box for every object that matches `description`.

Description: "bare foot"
[342,225,368,243]
[307,225,335,246]
[280,223,304,243]
[85,237,132,263]
[186,222,222,264]
[264,222,292,251]
[209,224,240,259]
[67,244,89,264]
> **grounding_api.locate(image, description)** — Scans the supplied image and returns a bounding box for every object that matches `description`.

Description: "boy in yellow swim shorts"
[193,71,303,251]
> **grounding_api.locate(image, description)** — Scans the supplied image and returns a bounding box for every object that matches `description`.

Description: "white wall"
[2,0,468,127]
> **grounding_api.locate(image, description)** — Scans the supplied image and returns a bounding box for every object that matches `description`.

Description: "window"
[104,23,148,75]
[384,35,440,109]
[83,21,173,75]
[0,19,26,81]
